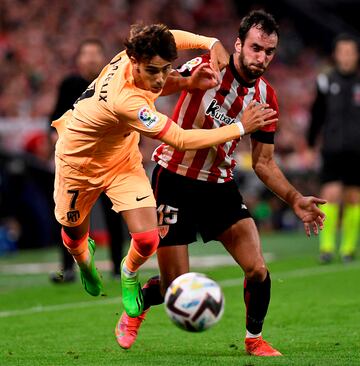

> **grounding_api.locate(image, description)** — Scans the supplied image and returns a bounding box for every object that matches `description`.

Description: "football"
[164,272,225,332]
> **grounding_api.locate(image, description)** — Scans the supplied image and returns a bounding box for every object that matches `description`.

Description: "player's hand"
[210,41,229,83]
[241,100,278,134]
[292,196,327,237]
[188,63,219,91]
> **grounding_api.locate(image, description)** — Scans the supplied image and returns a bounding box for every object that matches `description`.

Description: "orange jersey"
[52,30,219,174]
[53,50,167,173]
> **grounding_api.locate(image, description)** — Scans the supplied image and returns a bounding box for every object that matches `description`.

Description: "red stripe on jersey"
[207,82,245,182]
[153,144,164,163]
[227,137,239,157]
[185,147,211,179]
[261,80,278,133]
[186,116,213,179]
[208,136,239,182]
[154,118,172,139]
[253,78,261,101]
[184,114,214,179]
[168,90,207,171]
[227,86,247,118]
[207,143,226,182]
[216,67,234,105]
[185,70,236,180]
[172,91,187,123]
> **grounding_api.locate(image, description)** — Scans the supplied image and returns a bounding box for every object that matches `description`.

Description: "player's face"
[234,26,278,82]
[77,44,106,81]
[132,56,172,93]
[334,40,359,74]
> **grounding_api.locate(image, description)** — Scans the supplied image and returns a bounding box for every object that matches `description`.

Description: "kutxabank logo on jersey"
[205,99,235,125]
[138,106,159,128]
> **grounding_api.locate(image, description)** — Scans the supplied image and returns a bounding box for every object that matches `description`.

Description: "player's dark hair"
[333,33,359,52]
[238,10,279,44]
[124,23,178,63]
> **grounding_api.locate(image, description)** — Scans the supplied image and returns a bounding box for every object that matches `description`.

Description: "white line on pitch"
[0,262,359,319]
[0,253,276,275]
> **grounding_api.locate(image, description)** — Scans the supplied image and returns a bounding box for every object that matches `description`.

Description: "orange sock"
[61,228,89,264]
[124,241,147,272]
[124,229,159,272]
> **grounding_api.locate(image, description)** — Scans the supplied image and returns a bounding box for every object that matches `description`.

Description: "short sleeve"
[251,86,279,144]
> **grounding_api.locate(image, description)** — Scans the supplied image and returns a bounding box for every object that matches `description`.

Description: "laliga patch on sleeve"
[138,106,159,129]
[177,57,203,73]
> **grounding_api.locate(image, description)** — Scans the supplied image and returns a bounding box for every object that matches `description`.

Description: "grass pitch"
[0,232,359,366]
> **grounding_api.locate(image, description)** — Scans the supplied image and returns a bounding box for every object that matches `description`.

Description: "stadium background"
[0,1,360,365]
[1,0,359,251]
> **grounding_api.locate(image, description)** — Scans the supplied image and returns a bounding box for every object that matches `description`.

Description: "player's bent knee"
[244,264,268,282]
[131,229,160,257]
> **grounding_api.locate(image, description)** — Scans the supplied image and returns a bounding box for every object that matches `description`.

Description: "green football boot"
[120,257,144,317]
[78,237,104,296]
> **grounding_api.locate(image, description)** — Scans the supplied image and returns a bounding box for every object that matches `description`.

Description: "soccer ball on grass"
[164,272,225,332]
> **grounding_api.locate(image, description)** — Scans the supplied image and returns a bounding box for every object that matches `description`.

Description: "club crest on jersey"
[177,57,202,73]
[138,107,159,129]
[205,99,235,125]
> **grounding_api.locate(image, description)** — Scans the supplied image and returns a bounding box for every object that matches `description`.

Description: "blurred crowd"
[0,0,337,250]
[0,0,329,165]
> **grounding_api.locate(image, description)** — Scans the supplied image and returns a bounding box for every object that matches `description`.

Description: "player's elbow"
[160,123,192,151]
[253,156,278,183]
[252,159,269,177]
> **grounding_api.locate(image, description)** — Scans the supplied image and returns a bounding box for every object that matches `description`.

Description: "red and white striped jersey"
[152,54,279,183]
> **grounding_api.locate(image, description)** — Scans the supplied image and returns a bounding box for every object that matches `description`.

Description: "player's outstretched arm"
[116,95,276,151]
[160,102,277,151]
[251,140,326,236]
[170,30,219,51]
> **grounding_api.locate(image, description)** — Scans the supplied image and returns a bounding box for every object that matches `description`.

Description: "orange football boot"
[245,336,282,356]
[115,310,148,349]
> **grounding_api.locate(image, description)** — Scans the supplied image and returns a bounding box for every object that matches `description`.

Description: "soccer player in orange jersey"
[52,24,278,319]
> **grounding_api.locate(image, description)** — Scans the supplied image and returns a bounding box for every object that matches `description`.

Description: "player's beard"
[238,51,266,81]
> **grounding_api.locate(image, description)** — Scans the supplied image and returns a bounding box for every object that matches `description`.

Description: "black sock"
[142,275,164,310]
[243,271,271,335]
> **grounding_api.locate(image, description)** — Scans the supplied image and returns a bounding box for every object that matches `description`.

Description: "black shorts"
[151,165,251,247]
[321,152,360,186]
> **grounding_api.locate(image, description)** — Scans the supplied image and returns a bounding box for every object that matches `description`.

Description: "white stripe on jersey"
[242,87,256,111]
[259,79,268,104]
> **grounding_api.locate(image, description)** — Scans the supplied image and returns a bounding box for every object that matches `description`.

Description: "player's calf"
[61,229,103,296]
[78,238,104,296]
[121,257,144,317]
[121,230,160,317]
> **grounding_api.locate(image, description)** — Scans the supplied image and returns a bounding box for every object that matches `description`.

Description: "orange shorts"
[54,157,156,227]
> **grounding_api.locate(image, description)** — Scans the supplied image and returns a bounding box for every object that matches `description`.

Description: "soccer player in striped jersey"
[116,11,326,356]
[52,23,276,324]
